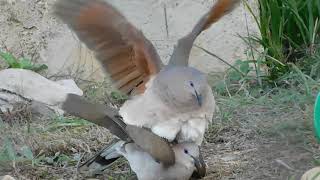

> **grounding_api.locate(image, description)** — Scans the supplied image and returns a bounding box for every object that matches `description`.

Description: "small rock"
[220,154,237,162]
[29,100,56,120]
[301,167,320,180]
[1,175,16,180]
[0,69,83,114]
[56,79,83,95]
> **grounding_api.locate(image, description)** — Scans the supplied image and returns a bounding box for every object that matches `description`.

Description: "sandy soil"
[0,0,258,81]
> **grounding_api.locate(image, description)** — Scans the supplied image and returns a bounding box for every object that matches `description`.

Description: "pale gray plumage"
[119,68,215,145]
[80,140,205,180]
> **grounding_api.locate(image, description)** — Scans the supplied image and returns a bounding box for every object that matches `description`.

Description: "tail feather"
[79,139,125,175]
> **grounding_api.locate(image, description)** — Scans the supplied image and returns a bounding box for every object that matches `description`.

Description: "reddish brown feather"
[111,65,136,81]
[54,0,163,95]
[100,50,133,73]
[119,75,146,94]
[204,0,240,30]
[115,69,141,88]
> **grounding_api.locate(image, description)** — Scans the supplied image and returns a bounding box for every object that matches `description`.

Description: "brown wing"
[168,0,240,66]
[61,94,175,166]
[126,125,175,167]
[54,0,163,95]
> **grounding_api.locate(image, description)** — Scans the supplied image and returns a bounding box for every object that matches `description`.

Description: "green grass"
[208,60,318,140]
[0,116,89,164]
[0,50,48,73]
[0,102,133,178]
[244,0,320,81]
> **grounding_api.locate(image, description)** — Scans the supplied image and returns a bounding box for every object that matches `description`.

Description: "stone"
[0,69,83,114]
[301,167,320,180]
[0,175,16,180]
[29,100,56,120]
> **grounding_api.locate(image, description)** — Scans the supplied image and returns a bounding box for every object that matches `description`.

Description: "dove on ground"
[54,0,240,145]
[80,140,206,180]
[62,94,206,180]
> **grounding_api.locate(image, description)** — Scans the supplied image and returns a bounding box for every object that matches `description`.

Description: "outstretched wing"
[168,0,240,66]
[54,0,163,95]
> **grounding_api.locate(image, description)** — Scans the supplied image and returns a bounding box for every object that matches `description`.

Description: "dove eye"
[189,82,194,87]
[184,149,189,154]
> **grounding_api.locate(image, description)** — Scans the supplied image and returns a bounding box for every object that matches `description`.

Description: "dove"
[62,94,206,180]
[80,140,206,180]
[54,0,240,145]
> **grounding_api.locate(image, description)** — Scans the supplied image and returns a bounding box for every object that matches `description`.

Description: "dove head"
[153,66,208,111]
[173,143,206,177]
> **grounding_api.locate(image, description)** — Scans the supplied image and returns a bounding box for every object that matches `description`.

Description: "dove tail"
[203,0,240,30]
[78,140,125,175]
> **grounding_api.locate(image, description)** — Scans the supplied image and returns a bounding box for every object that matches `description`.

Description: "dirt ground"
[202,103,315,180]
[0,85,318,180]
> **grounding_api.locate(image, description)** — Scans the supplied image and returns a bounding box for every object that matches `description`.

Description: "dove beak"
[194,90,202,107]
[191,153,206,178]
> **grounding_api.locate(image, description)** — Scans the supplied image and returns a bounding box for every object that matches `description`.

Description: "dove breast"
[119,77,215,145]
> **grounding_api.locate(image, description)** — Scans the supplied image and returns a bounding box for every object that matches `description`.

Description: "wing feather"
[168,0,240,66]
[54,0,163,95]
